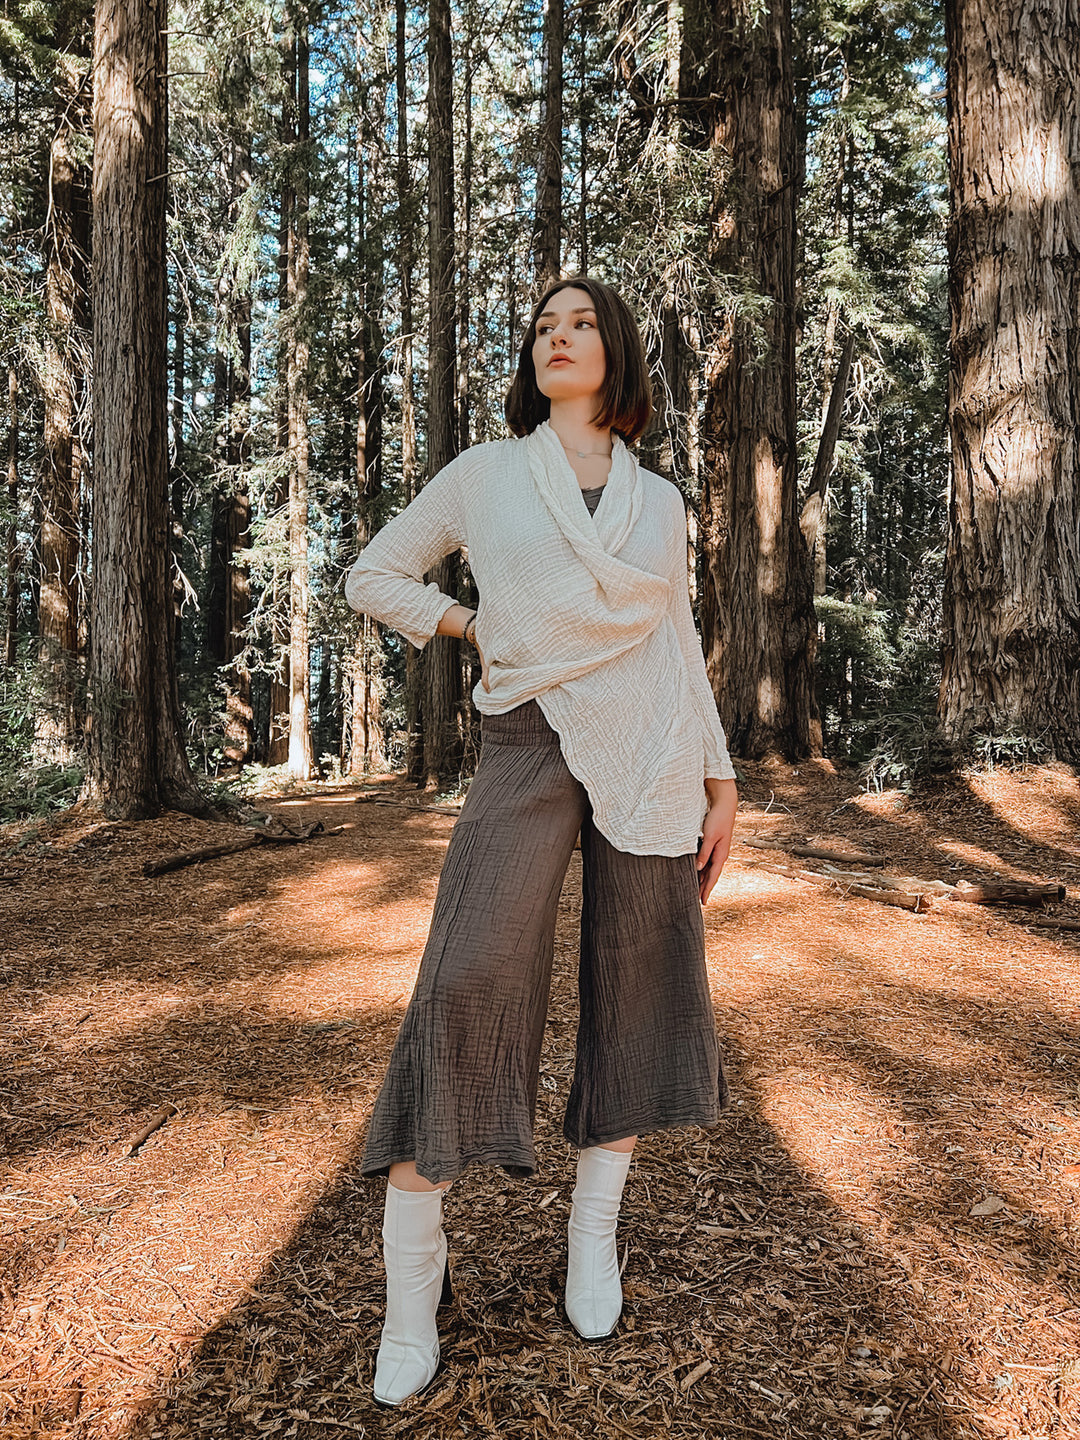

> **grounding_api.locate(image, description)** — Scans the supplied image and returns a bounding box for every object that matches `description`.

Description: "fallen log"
[948,881,1065,907]
[354,795,462,816]
[1028,916,1080,933]
[818,863,954,895]
[750,860,928,912]
[846,883,928,913]
[143,820,331,876]
[743,836,885,867]
[144,835,259,874]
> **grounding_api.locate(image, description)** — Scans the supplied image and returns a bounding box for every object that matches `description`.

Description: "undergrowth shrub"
[0,657,85,819]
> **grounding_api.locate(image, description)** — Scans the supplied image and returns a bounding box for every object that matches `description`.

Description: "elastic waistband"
[480,699,560,747]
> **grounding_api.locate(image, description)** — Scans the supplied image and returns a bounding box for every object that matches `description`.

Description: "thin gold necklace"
[559,440,612,459]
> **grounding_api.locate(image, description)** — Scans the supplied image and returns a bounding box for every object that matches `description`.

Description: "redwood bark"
[207,126,253,765]
[534,0,563,287]
[37,49,90,762]
[422,0,461,788]
[396,0,422,780]
[87,0,208,817]
[349,47,386,777]
[4,368,17,668]
[286,12,314,780]
[801,325,856,596]
[698,0,818,759]
[939,0,1080,756]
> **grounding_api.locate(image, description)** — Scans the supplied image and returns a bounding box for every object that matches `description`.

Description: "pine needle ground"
[1,762,1078,1440]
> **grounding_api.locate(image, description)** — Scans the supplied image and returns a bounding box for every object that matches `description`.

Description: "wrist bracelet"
[463,611,478,646]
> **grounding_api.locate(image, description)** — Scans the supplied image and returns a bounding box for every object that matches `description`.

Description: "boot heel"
[439,1257,453,1307]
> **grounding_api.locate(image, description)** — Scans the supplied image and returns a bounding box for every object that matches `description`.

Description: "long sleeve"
[665,494,737,782]
[345,454,467,649]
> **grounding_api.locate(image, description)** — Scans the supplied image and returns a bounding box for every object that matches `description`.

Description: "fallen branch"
[846,883,928,913]
[1028,916,1080,933]
[143,835,260,874]
[743,836,885,867]
[143,820,333,876]
[126,1104,178,1156]
[818,863,954,895]
[750,860,928,912]
[354,795,462,816]
[948,881,1065,907]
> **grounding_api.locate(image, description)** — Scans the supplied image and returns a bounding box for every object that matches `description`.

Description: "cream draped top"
[344,422,735,855]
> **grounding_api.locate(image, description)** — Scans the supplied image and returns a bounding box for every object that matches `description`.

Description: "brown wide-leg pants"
[360,701,727,1184]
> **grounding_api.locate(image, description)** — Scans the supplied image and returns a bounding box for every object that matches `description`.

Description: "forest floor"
[1,758,1079,1440]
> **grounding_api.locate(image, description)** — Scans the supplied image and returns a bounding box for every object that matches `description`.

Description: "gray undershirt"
[580,484,606,516]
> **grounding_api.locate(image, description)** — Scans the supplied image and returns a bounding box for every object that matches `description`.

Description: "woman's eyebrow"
[537,306,597,319]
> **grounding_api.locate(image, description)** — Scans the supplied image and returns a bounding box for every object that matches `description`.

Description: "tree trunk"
[4,367,17,668]
[207,123,254,767]
[349,34,387,777]
[286,12,314,781]
[266,36,294,767]
[396,0,422,781]
[37,58,90,763]
[170,300,187,659]
[801,324,856,597]
[534,0,563,287]
[939,0,1080,757]
[422,0,461,789]
[87,0,208,817]
[698,0,819,760]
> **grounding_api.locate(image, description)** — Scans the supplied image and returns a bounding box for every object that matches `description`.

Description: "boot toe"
[565,1288,622,1340]
[373,1339,440,1406]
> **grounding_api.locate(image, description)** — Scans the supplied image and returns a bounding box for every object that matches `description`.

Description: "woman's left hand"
[696,778,737,905]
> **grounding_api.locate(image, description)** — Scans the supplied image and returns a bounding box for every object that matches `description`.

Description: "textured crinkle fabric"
[359,702,728,1185]
[344,422,736,855]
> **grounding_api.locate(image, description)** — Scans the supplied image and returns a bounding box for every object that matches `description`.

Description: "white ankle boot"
[565,1146,632,1340]
[373,1183,451,1406]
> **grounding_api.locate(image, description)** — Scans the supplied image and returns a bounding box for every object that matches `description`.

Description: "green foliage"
[815,597,952,789]
[0,657,84,819]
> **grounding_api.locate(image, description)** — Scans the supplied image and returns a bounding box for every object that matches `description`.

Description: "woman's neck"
[547,399,612,459]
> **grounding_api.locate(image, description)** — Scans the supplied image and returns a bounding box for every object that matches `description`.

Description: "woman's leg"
[388,1162,452,1193]
[565,816,725,1148]
[361,713,588,1184]
[365,705,588,1401]
[562,816,725,1339]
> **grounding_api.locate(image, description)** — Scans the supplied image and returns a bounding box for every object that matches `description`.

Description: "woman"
[346,276,737,1407]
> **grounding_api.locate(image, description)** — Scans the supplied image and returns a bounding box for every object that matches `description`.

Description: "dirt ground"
[1,758,1079,1440]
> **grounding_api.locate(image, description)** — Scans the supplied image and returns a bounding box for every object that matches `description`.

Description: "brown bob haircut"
[504,276,653,445]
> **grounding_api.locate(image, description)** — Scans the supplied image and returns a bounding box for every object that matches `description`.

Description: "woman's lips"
[547,356,573,366]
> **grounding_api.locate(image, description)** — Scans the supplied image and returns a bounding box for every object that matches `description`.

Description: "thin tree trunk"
[801,325,855,596]
[4,368,17,668]
[287,10,313,781]
[457,42,473,454]
[207,124,254,767]
[349,26,387,777]
[396,0,422,780]
[224,128,253,764]
[170,300,187,658]
[87,0,208,817]
[422,0,460,789]
[698,0,818,760]
[37,74,90,763]
[939,0,1080,757]
[268,26,294,767]
[534,0,563,287]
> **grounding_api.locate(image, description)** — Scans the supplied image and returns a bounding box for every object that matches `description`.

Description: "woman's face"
[531,287,607,407]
